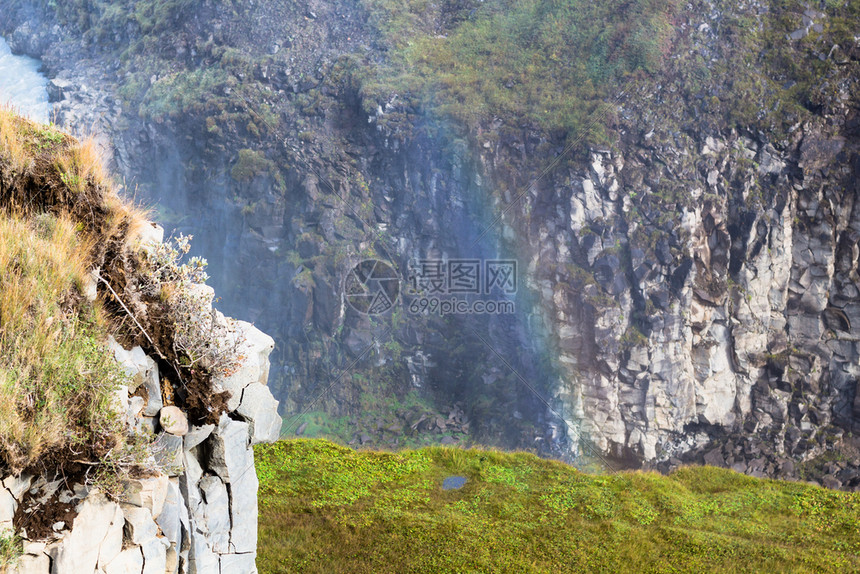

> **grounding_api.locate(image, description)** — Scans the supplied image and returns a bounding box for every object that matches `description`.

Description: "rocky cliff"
[2,0,859,488]
[6,318,280,574]
[0,111,280,573]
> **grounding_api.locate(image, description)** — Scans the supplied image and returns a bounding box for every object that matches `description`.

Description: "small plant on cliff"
[230,148,272,182]
[138,234,243,375]
[0,532,21,569]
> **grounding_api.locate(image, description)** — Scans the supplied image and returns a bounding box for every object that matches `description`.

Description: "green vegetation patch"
[0,214,125,473]
[256,439,860,573]
[360,0,679,137]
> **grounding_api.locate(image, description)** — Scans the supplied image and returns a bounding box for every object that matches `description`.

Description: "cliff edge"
[0,109,280,574]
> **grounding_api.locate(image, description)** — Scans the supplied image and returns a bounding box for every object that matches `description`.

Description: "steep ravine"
[0,1,567,457]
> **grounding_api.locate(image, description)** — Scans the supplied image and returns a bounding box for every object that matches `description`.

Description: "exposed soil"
[14,488,78,542]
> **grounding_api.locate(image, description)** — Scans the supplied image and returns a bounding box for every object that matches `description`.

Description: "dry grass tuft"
[0,107,31,174]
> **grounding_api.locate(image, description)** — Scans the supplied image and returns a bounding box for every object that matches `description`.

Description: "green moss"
[256,439,860,573]
[361,0,680,138]
[230,148,271,182]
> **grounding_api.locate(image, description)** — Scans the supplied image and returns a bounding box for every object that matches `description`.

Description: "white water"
[0,37,50,124]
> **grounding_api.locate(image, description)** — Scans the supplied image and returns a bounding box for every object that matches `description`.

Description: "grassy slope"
[255,439,860,573]
[0,110,135,474]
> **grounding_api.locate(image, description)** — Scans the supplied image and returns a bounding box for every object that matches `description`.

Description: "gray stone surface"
[184,424,215,451]
[3,474,32,499]
[186,527,220,574]
[50,493,119,574]
[199,476,230,554]
[227,449,259,554]
[122,505,168,574]
[9,553,51,574]
[97,503,125,571]
[140,537,169,574]
[0,486,15,535]
[154,433,185,475]
[123,476,169,520]
[104,547,144,574]
[156,479,184,548]
[122,505,158,545]
[211,321,275,411]
[236,383,282,444]
[219,553,258,574]
[46,77,73,102]
[209,416,253,482]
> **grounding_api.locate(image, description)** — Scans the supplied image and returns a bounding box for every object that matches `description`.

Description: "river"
[0,36,50,124]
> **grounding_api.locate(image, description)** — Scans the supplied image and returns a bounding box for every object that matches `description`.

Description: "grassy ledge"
[256,439,860,573]
[0,108,142,476]
[0,213,124,473]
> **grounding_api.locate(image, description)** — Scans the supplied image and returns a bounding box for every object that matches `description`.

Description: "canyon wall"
[2,0,859,486]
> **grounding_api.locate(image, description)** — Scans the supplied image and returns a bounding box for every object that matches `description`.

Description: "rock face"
[1,0,859,488]
[3,229,281,574]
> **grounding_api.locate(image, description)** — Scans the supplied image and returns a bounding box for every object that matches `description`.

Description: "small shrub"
[0,533,21,569]
[230,148,271,182]
[139,234,242,375]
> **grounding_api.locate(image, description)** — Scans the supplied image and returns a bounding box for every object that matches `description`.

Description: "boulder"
[159,406,189,437]
[703,447,726,468]
[46,78,73,102]
[211,322,275,411]
[821,475,842,490]
[236,383,282,444]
